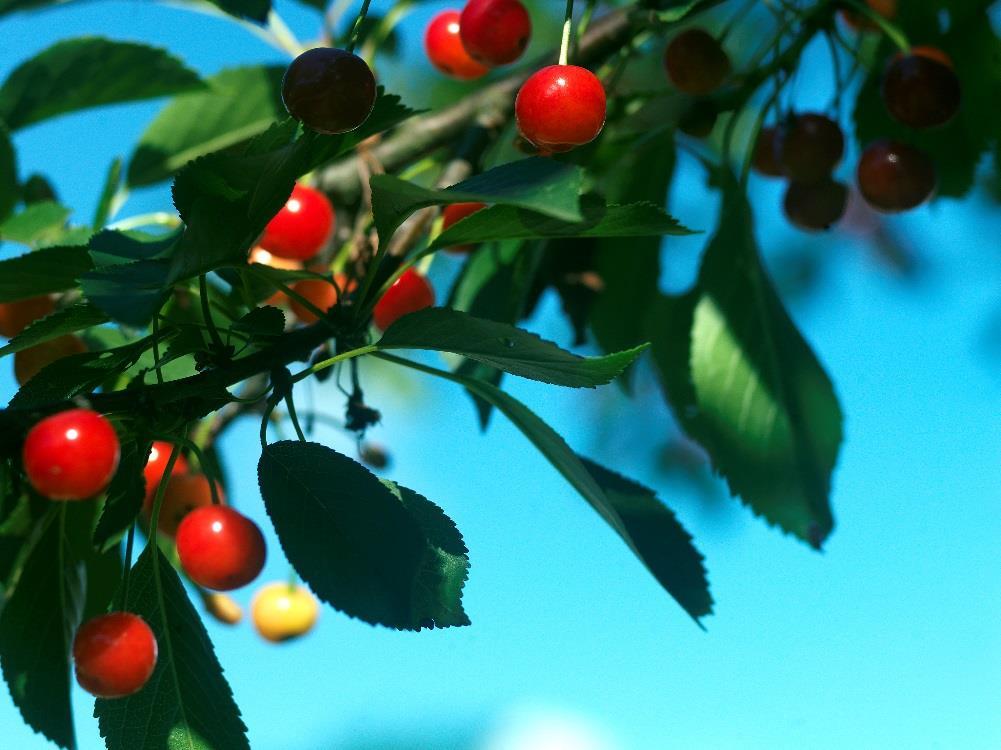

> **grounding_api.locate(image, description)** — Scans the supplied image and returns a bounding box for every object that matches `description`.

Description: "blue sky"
[2,2,1000,748]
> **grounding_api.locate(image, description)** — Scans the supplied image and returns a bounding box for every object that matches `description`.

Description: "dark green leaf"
[80,260,172,328]
[0,123,16,221]
[0,510,84,749]
[377,307,648,388]
[230,305,285,342]
[95,545,250,750]
[0,245,92,302]
[0,201,70,245]
[371,157,585,244]
[93,441,151,553]
[92,157,122,229]
[0,37,203,131]
[81,546,122,622]
[0,302,109,357]
[258,441,469,630]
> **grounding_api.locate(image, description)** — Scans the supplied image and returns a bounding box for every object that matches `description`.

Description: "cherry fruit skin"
[252,582,320,642]
[882,47,961,130]
[23,409,120,501]
[147,472,222,537]
[441,202,486,253]
[73,612,157,699]
[752,126,785,177]
[783,178,848,232]
[289,275,352,324]
[143,441,189,504]
[857,140,936,213]
[515,65,606,153]
[426,10,489,80]
[459,0,532,67]
[282,48,376,135]
[664,29,731,95]
[373,269,435,331]
[260,183,335,262]
[176,505,266,591]
[777,114,844,184]
[0,295,54,338]
[14,334,86,386]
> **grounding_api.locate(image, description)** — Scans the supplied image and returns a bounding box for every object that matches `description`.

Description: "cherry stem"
[147,441,185,549]
[156,434,223,505]
[291,343,377,384]
[199,275,226,352]
[284,391,308,443]
[559,0,576,66]
[119,522,137,609]
[151,313,165,386]
[347,0,374,54]
[245,265,339,334]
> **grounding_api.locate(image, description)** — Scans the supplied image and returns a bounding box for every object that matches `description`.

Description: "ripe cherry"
[840,0,897,31]
[857,139,936,213]
[783,178,848,231]
[752,126,784,177]
[664,28,731,95]
[14,334,86,385]
[776,113,844,184]
[373,269,435,331]
[143,441,189,504]
[146,472,222,537]
[176,505,266,591]
[426,10,489,80]
[515,65,606,153]
[23,408,120,501]
[459,0,532,67]
[882,47,961,130]
[73,612,157,699]
[251,582,319,642]
[282,47,376,135]
[0,295,54,338]
[289,275,353,324]
[260,183,335,262]
[441,202,486,253]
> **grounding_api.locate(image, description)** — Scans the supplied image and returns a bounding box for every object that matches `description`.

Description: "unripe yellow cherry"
[251,582,319,643]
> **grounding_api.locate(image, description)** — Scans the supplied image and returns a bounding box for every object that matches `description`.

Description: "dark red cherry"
[515,65,606,153]
[857,140,936,213]
[783,178,848,231]
[282,47,376,135]
[664,28,731,95]
[73,613,157,699]
[776,114,844,183]
[441,202,486,253]
[459,0,532,67]
[752,126,785,177]
[373,269,435,330]
[0,295,54,338]
[23,408,120,501]
[425,10,489,80]
[176,505,266,591]
[882,47,961,129]
[260,183,335,261]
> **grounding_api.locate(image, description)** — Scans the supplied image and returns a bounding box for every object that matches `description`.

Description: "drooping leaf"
[94,545,250,750]
[371,157,586,244]
[0,37,203,131]
[258,440,469,630]
[0,245,93,302]
[0,302,109,357]
[93,441,151,553]
[0,124,16,221]
[0,201,70,246]
[377,307,648,388]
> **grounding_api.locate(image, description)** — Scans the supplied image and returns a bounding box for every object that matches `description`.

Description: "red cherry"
[373,269,435,331]
[752,126,785,177]
[441,202,486,253]
[783,178,848,231]
[23,408,120,501]
[176,505,266,591]
[459,0,532,66]
[145,472,222,537]
[776,113,844,183]
[260,183,335,262]
[857,139,936,213]
[425,10,489,80]
[282,47,376,135]
[143,441,189,504]
[515,65,606,153]
[0,295,54,338]
[664,28,731,95]
[73,612,157,699]
[289,274,354,324]
[882,47,961,130]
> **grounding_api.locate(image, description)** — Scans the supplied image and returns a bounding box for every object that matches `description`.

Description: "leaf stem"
[107,212,180,231]
[559,0,575,65]
[291,343,377,383]
[347,0,374,54]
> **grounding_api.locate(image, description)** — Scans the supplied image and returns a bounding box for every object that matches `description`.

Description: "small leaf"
[93,441,151,553]
[0,245,93,302]
[377,307,647,388]
[0,123,16,222]
[95,545,250,750]
[0,201,70,245]
[0,37,203,131]
[0,302,109,357]
[258,441,469,630]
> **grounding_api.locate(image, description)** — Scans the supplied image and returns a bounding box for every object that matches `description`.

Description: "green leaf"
[0,302,109,357]
[378,354,712,623]
[0,37,203,131]
[0,0,270,23]
[0,123,16,222]
[653,178,842,548]
[0,510,84,749]
[80,260,172,328]
[230,305,285,342]
[427,195,693,251]
[95,545,250,750]
[91,157,122,229]
[377,307,648,388]
[371,157,585,244]
[93,441,151,553]
[0,245,93,302]
[0,201,70,246]
[258,441,469,630]
[128,66,285,187]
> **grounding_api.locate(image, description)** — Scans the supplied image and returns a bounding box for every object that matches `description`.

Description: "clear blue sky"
[2,2,999,748]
